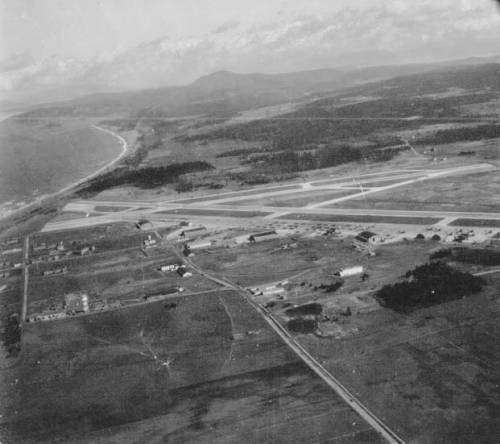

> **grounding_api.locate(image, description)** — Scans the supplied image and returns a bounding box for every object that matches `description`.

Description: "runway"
[43,163,500,232]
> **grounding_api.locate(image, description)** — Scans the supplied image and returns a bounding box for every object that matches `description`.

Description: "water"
[0,115,124,218]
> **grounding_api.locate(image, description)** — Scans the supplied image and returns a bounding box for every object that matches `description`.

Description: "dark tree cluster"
[376,262,484,313]
[245,144,407,174]
[431,248,500,266]
[2,313,21,357]
[77,161,214,195]
[415,124,500,146]
[285,303,323,317]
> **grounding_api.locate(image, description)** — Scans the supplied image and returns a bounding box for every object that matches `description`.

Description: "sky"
[0,0,499,101]
[1,0,498,61]
[0,0,346,59]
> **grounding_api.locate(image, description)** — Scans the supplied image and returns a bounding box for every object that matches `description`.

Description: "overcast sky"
[1,0,499,61]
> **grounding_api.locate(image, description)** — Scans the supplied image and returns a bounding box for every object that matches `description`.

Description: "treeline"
[2,313,21,357]
[336,64,500,99]
[99,118,139,131]
[176,92,493,152]
[245,145,407,174]
[415,124,500,145]
[376,262,484,313]
[178,110,420,149]
[431,247,500,266]
[216,147,268,158]
[76,161,214,195]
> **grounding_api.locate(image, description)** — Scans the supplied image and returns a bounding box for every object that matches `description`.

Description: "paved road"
[474,268,500,277]
[21,235,29,323]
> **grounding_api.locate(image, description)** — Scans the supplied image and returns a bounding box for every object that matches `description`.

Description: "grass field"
[193,240,318,287]
[172,185,301,204]
[26,229,220,315]
[450,218,500,228]
[157,208,271,218]
[32,223,138,248]
[331,170,500,213]
[27,255,218,315]
[94,206,131,212]
[219,189,357,208]
[1,290,383,443]
[296,274,500,442]
[278,212,442,225]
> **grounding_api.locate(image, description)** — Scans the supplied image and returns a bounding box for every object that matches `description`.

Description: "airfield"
[1,50,500,444]
[47,162,500,237]
[2,156,500,443]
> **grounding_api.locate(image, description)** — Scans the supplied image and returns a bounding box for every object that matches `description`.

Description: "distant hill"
[22,61,477,120]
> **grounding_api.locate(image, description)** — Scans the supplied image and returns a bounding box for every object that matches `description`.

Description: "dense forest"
[77,161,214,195]
[415,124,500,146]
[431,248,500,266]
[243,145,407,174]
[376,262,484,313]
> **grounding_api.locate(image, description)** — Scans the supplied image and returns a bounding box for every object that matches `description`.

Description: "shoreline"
[0,124,129,222]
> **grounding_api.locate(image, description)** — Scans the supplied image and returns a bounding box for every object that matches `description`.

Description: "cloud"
[213,20,240,34]
[0,51,35,73]
[2,0,499,101]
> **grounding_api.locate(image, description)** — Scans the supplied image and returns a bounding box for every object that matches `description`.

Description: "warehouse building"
[179,226,206,239]
[160,263,181,272]
[187,240,212,250]
[177,266,192,278]
[42,266,68,276]
[248,231,279,243]
[335,266,364,277]
[353,231,380,253]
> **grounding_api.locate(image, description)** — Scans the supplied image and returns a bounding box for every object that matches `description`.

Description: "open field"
[192,239,321,287]
[450,218,500,228]
[173,184,302,204]
[219,233,500,442]
[331,170,500,213]
[2,62,500,443]
[295,274,500,442]
[157,208,272,218]
[219,189,357,208]
[278,212,442,225]
[32,223,138,247]
[0,290,382,443]
[94,205,131,212]
[27,250,218,315]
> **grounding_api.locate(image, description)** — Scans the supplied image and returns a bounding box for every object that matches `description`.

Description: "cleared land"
[330,170,500,213]
[0,290,382,443]
[450,218,500,228]
[156,208,271,218]
[295,274,500,442]
[219,189,357,208]
[195,233,500,442]
[26,230,218,315]
[278,212,442,225]
[172,185,301,204]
